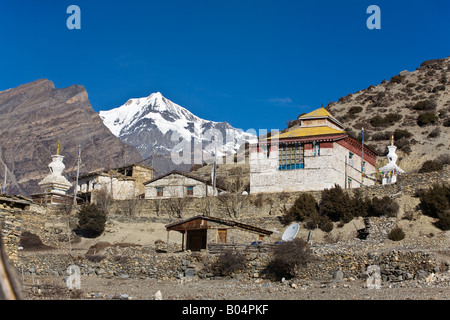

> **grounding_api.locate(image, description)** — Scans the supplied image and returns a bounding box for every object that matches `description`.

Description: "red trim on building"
[336,137,377,167]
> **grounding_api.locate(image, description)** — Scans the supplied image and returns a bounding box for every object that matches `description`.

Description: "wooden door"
[187,230,207,251]
[218,229,227,243]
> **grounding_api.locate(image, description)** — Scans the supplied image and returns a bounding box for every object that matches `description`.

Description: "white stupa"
[38,141,72,195]
[379,135,405,185]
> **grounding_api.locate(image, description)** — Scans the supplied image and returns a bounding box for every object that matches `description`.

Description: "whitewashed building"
[76,164,154,203]
[250,107,378,194]
[144,170,221,199]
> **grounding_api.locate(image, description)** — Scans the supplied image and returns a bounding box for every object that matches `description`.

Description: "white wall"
[250,141,376,194]
[145,173,214,199]
[77,175,137,201]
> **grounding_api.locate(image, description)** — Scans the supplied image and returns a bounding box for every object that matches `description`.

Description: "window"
[347,178,352,189]
[278,143,304,170]
[313,142,320,156]
[261,145,269,158]
[156,187,164,197]
[186,185,194,196]
[348,152,354,166]
[362,161,366,173]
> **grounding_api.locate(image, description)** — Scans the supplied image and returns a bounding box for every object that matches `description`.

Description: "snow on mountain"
[99,92,256,167]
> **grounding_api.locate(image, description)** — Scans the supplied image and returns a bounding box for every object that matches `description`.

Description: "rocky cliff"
[0,79,142,196]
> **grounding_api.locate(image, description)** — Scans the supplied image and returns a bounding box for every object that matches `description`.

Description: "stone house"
[165,215,273,251]
[250,107,378,194]
[144,170,223,199]
[76,164,154,203]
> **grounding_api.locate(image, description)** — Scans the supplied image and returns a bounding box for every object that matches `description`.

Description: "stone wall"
[109,164,450,220]
[13,241,444,284]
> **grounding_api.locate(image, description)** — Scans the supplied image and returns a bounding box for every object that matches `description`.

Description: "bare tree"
[152,198,163,217]
[199,196,212,217]
[93,186,113,215]
[164,196,191,219]
[218,167,248,218]
[119,198,140,216]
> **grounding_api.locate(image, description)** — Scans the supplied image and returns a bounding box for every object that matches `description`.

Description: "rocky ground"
[18,216,449,301]
[22,272,449,301]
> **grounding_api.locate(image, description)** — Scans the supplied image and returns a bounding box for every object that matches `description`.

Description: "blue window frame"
[278,143,304,170]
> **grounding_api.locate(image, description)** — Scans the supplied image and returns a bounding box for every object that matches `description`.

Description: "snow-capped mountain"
[99,92,256,171]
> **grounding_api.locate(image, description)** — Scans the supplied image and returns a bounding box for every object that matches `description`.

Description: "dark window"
[313,142,320,156]
[156,187,164,197]
[187,186,194,196]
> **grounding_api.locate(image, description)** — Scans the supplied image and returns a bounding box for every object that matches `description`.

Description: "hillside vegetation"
[323,57,449,172]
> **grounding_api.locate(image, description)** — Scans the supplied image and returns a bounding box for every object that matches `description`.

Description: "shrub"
[370,115,386,127]
[412,100,437,111]
[348,106,363,115]
[282,193,319,224]
[394,138,411,152]
[351,189,371,218]
[215,250,247,276]
[418,160,443,173]
[368,196,399,217]
[319,184,354,223]
[436,154,450,166]
[444,119,450,127]
[385,113,403,124]
[370,113,402,127]
[388,226,405,241]
[390,75,404,84]
[76,203,107,238]
[304,211,333,232]
[427,127,441,138]
[420,183,450,230]
[372,131,392,141]
[417,112,438,126]
[393,129,413,140]
[432,85,445,93]
[319,219,334,233]
[267,239,314,278]
[436,209,450,231]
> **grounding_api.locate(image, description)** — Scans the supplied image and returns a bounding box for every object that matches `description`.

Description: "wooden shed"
[165,215,273,251]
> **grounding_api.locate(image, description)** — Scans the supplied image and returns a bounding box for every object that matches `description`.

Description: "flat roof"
[166,215,273,236]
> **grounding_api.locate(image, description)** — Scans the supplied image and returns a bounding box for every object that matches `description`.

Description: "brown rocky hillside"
[322,57,450,172]
[0,79,142,196]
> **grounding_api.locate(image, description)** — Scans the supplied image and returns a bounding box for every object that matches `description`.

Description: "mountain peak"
[149,91,163,98]
[99,92,256,165]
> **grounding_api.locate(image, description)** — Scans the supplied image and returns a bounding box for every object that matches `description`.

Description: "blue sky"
[0,0,449,132]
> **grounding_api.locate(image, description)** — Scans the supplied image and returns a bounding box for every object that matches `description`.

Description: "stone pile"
[0,208,23,262]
